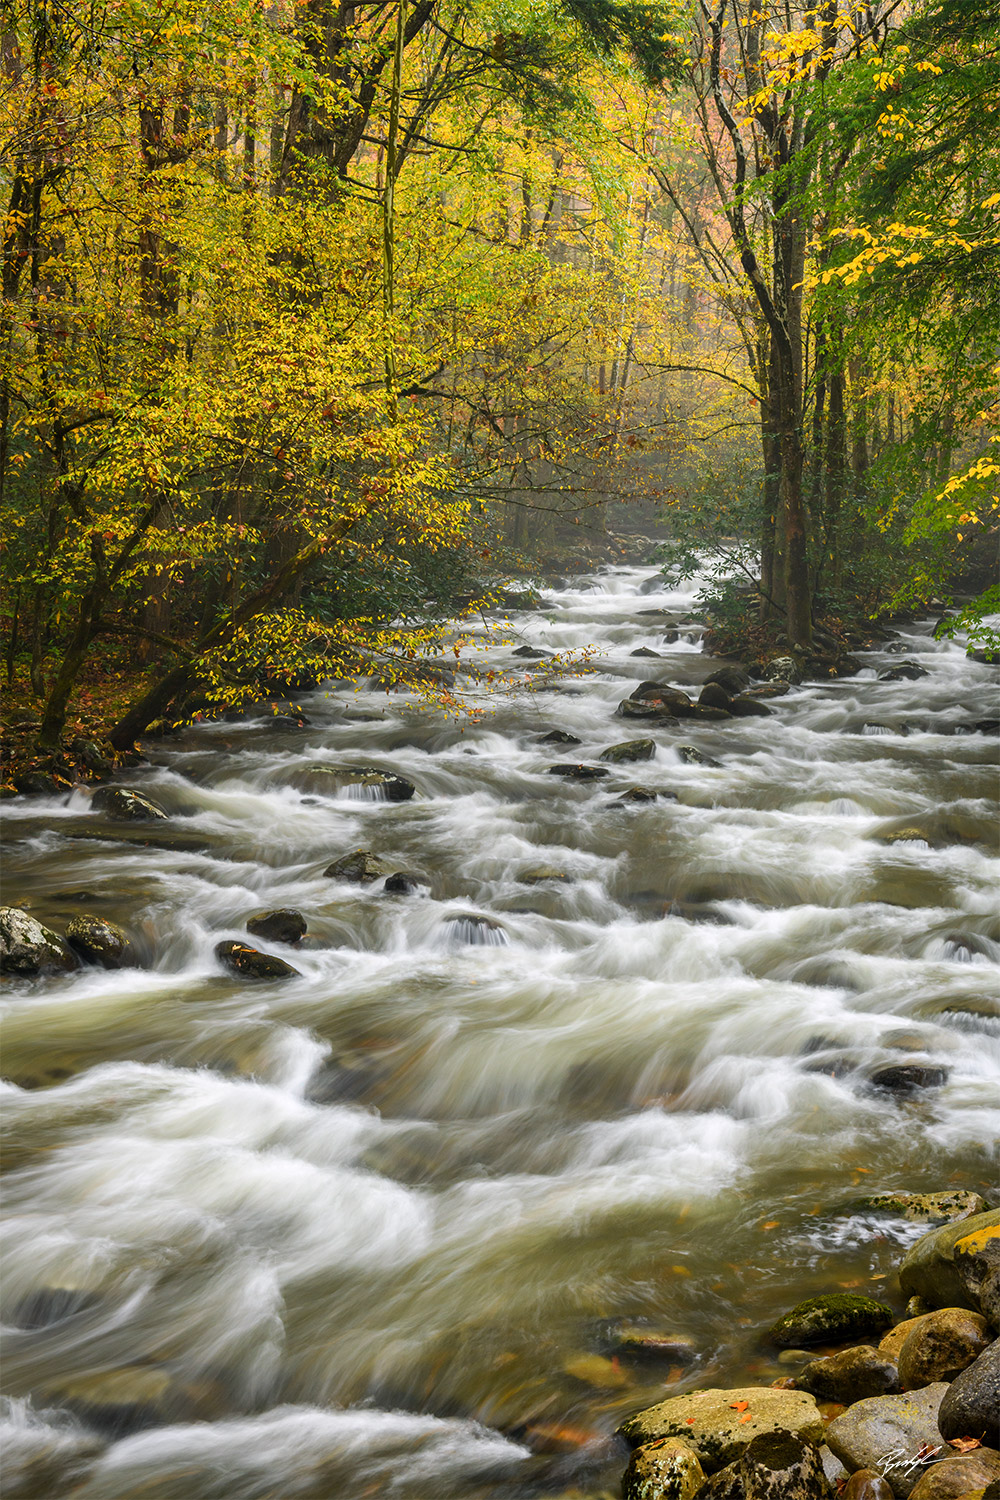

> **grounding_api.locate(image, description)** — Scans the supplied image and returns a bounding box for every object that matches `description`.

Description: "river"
[2,561,998,1500]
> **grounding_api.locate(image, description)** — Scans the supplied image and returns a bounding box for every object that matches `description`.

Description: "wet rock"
[618,1386,824,1472]
[631,647,663,658]
[869,1065,949,1094]
[700,683,733,710]
[0,908,74,976]
[65,914,130,968]
[630,681,695,711]
[612,1328,698,1364]
[936,1339,1000,1442]
[765,656,803,684]
[880,1318,932,1363]
[769,1295,893,1348]
[324,850,394,883]
[616,786,676,804]
[975,718,1000,735]
[686,703,733,721]
[539,730,581,746]
[13,771,69,796]
[833,656,864,677]
[796,1346,899,1403]
[908,1448,1000,1500]
[443,913,507,945]
[600,738,656,764]
[900,1213,1000,1312]
[677,746,721,767]
[214,940,300,980]
[624,1437,705,1499]
[879,663,929,681]
[246,909,307,945]
[90,786,167,821]
[875,827,932,846]
[706,666,751,695]
[695,1460,745,1497]
[842,1472,895,1500]
[39,1365,209,1437]
[746,680,791,699]
[954,1224,1000,1331]
[1,1413,105,1499]
[897,1309,992,1388]
[496,587,542,611]
[825,1384,949,1497]
[337,766,416,801]
[383,872,420,895]
[618,698,682,724]
[858,1192,987,1225]
[729,697,774,717]
[512,645,551,659]
[739,1430,833,1499]
[518,866,572,884]
[547,763,610,781]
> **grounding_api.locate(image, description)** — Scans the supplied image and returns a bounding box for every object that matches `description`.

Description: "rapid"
[1,560,998,1500]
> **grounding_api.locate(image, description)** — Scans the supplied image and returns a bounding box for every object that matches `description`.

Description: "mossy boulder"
[90,786,167,821]
[600,738,656,763]
[618,1387,824,1473]
[324,850,394,883]
[0,908,74,976]
[623,1437,705,1499]
[769,1295,893,1348]
[65,914,130,968]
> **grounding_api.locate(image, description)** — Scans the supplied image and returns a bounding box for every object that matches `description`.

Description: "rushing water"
[2,562,998,1500]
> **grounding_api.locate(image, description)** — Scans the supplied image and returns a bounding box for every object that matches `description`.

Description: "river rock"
[739,1430,833,1499]
[383,872,420,894]
[444,914,507,945]
[897,1309,991,1388]
[706,667,750,695]
[65,914,130,968]
[881,1318,928,1363]
[623,1437,706,1499]
[612,1328,698,1363]
[869,1065,949,1094]
[900,1212,1000,1312]
[90,786,168,821]
[618,1387,824,1471]
[215,940,300,980]
[879,663,929,681]
[512,645,551,658]
[954,1224,1000,1330]
[246,909,307,944]
[746,680,791,698]
[729,696,773,717]
[764,656,802,684]
[600,738,656,763]
[519,866,571,884]
[936,1339,1000,1442]
[699,683,732,710]
[0,908,74,975]
[630,681,695,711]
[631,647,663,658]
[858,1193,987,1225]
[825,1384,949,1497]
[338,766,416,801]
[539,729,581,746]
[796,1346,899,1403]
[769,1295,893,1348]
[616,785,676,804]
[695,1460,745,1497]
[618,697,681,722]
[677,746,721,767]
[547,763,610,780]
[842,1472,895,1499]
[908,1449,1000,1500]
[324,850,394,883]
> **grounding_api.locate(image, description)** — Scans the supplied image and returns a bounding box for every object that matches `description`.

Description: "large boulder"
[65,914,131,969]
[324,850,395,883]
[870,1065,949,1095]
[246,909,307,945]
[90,786,167,821]
[629,681,695,712]
[825,1384,949,1498]
[600,739,656,764]
[618,698,681,723]
[729,697,774,718]
[706,666,751,695]
[0,908,74,975]
[796,1346,899,1404]
[907,1448,1000,1500]
[954,1223,1000,1331]
[739,1430,833,1499]
[214,940,300,980]
[546,763,610,781]
[618,1387,824,1472]
[623,1437,706,1499]
[769,1295,893,1348]
[936,1339,1000,1443]
[764,656,803,684]
[699,683,733,710]
[897,1308,991,1388]
[900,1212,1000,1312]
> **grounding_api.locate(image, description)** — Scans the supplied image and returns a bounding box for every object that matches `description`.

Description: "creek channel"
[1,560,998,1500]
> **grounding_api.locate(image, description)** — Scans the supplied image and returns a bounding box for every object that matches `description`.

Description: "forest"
[2,0,998,776]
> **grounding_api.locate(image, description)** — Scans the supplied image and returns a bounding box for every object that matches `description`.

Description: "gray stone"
[897,1308,992,1388]
[699,683,732,710]
[618,1387,824,1472]
[623,1437,706,1499]
[694,1461,744,1497]
[215,940,300,980]
[825,1383,949,1497]
[796,1345,899,1403]
[600,739,656,764]
[246,909,307,945]
[870,1065,949,1094]
[908,1448,1000,1500]
[382,872,420,895]
[769,1295,893,1348]
[90,786,167,821]
[539,730,581,746]
[955,1224,1000,1331]
[729,697,773,718]
[900,1212,1000,1312]
[677,746,721,767]
[324,850,394,883]
[0,908,73,975]
[936,1339,1000,1443]
[65,914,130,968]
[618,698,681,723]
[518,866,572,885]
[765,656,802,684]
[629,682,694,711]
[616,786,676,804]
[739,1430,833,1499]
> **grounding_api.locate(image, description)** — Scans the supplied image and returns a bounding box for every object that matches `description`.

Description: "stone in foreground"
[769,1294,893,1347]
[857,1192,987,1225]
[796,1345,899,1404]
[936,1338,1000,1442]
[825,1383,949,1497]
[899,1211,1000,1312]
[907,1447,1000,1500]
[897,1307,991,1388]
[618,1386,823,1472]
[739,1429,833,1499]
[622,1436,705,1499]
[0,908,74,976]
[90,786,168,821]
[599,738,656,763]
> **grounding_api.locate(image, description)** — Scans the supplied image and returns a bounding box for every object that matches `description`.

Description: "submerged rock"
[729,696,773,718]
[66,914,130,968]
[897,1308,991,1388]
[246,909,307,945]
[547,763,610,780]
[618,1386,824,1472]
[857,1192,986,1225]
[324,850,395,883]
[618,698,682,723]
[825,1384,949,1497]
[677,746,721,767]
[769,1294,893,1348]
[215,940,300,980]
[600,738,656,763]
[616,785,676,804]
[518,866,572,884]
[383,872,420,895]
[631,647,663,658]
[796,1345,899,1404]
[936,1338,1000,1442]
[869,1064,949,1094]
[623,1437,705,1499]
[0,908,74,976]
[90,786,167,821]
[443,913,507,945]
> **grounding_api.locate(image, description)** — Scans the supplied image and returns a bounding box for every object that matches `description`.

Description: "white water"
[1,562,998,1499]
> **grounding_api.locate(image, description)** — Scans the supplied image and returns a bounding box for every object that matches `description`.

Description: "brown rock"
[842,1472,895,1500]
[882,1319,928,1363]
[619,1387,824,1472]
[623,1437,706,1499]
[898,1309,992,1388]
[908,1448,1000,1500]
[739,1430,834,1498]
[797,1345,899,1403]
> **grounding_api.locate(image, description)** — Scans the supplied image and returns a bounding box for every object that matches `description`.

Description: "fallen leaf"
[730,1401,750,1412]
[914,1443,942,1462]
[761,1221,779,1231]
[739,1414,753,1423]
[685,1417,695,1424]
[948,1436,982,1453]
